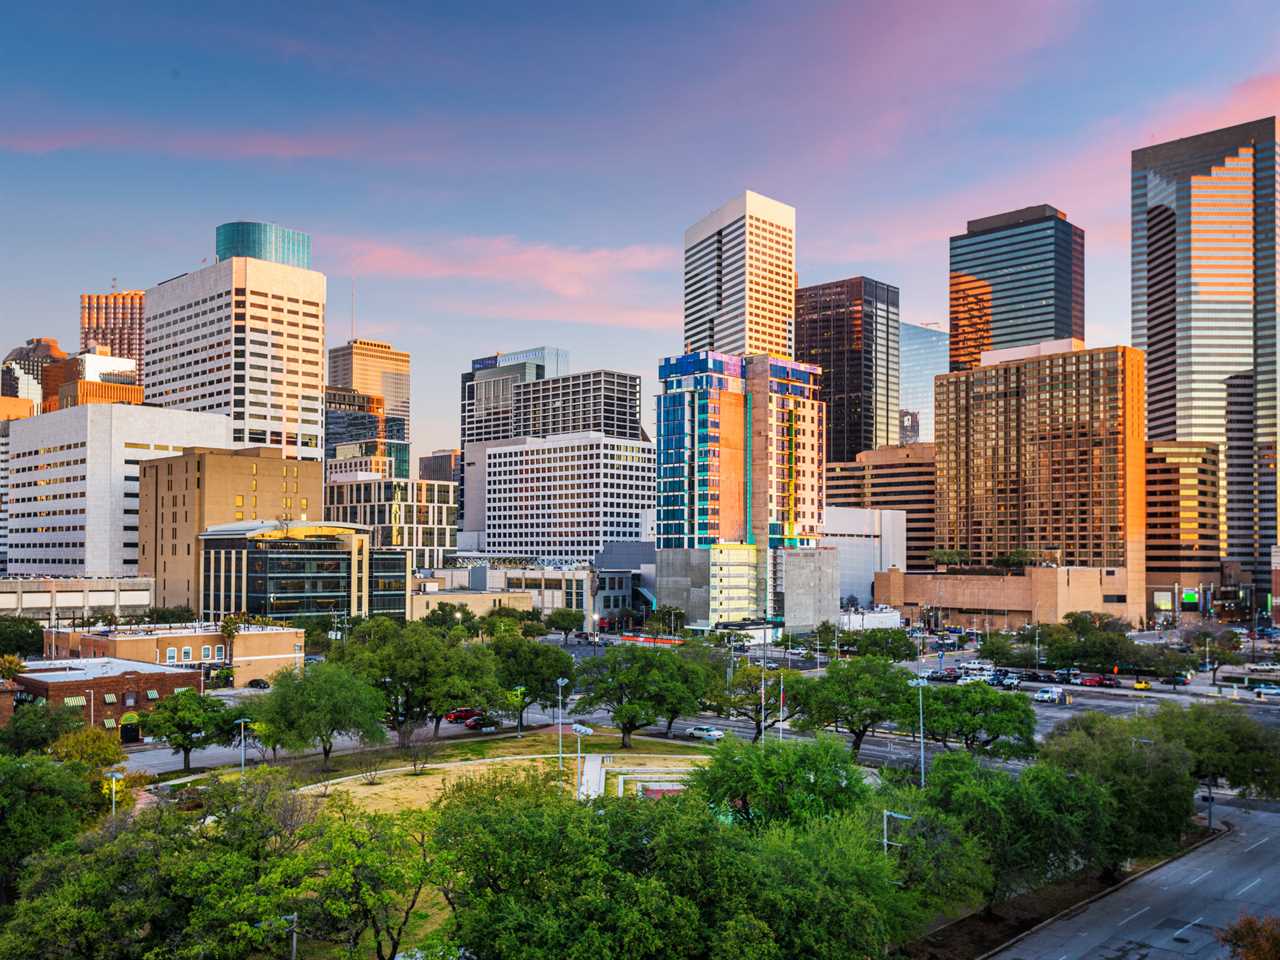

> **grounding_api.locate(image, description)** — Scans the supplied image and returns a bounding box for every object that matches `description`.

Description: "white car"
[1246,661,1280,672]
[685,725,725,742]
[1034,686,1064,703]
[786,647,807,657]
[957,675,985,686]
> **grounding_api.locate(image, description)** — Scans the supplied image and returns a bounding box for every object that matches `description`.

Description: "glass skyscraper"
[795,276,900,461]
[899,322,948,444]
[949,205,1083,370]
[216,221,312,269]
[1132,117,1279,588]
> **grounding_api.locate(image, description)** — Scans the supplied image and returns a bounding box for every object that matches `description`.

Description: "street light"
[556,677,569,770]
[882,808,913,856]
[907,678,928,788]
[106,770,125,818]
[571,723,593,797]
[237,716,252,776]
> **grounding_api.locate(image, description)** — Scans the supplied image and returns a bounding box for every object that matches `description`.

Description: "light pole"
[882,809,913,855]
[908,678,928,788]
[237,716,252,776]
[106,770,124,818]
[556,677,569,770]
[572,723,593,798]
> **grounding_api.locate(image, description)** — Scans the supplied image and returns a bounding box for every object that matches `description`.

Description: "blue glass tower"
[899,322,949,443]
[216,221,312,269]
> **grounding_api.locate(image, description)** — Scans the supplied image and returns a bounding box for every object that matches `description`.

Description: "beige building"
[409,588,534,620]
[139,447,324,610]
[1146,441,1221,619]
[44,622,305,688]
[828,442,936,572]
[328,338,411,428]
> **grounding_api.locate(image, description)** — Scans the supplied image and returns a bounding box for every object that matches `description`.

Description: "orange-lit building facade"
[1145,441,1222,618]
[827,442,937,572]
[80,291,145,377]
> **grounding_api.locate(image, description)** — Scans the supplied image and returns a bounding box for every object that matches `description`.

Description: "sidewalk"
[576,754,605,799]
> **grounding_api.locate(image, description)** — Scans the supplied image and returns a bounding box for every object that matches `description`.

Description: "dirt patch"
[328,758,559,813]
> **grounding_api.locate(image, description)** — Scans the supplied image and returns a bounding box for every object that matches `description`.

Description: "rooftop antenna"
[111,276,118,292]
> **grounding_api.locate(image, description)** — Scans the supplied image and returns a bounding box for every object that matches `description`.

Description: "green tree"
[421,602,478,635]
[140,688,232,773]
[652,650,711,736]
[907,682,1036,757]
[977,633,1016,665]
[545,606,584,643]
[258,661,387,769]
[48,726,127,776]
[572,645,671,748]
[492,633,575,731]
[145,605,196,624]
[0,753,95,905]
[839,627,917,661]
[791,656,912,755]
[0,616,42,658]
[719,663,804,743]
[689,735,870,828]
[810,620,838,659]
[1149,700,1280,797]
[0,702,84,755]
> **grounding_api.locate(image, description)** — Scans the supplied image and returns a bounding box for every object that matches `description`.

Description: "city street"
[991,803,1280,959]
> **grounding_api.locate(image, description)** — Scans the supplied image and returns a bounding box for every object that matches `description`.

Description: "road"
[991,802,1280,959]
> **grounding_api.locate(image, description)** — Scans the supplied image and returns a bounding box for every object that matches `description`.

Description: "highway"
[991,802,1280,959]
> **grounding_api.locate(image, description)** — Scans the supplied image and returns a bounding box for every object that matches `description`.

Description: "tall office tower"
[139,447,324,610]
[328,338,411,429]
[324,385,408,478]
[419,448,461,484]
[795,276,900,460]
[144,236,326,460]
[40,346,140,413]
[935,340,1146,623]
[949,205,1084,371]
[1145,441,1222,618]
[0,399,34,573]
[899,322,949,444]
[827,442,937,572]
[684,190,795,359]
[325,476,456,570]
[460,346,570,446]
[514,370,645,441]
[215,221,312,269]
[80,290,145,376]
[1132,118,1278,590]
[4,404,235,577]
[1,338,67,407]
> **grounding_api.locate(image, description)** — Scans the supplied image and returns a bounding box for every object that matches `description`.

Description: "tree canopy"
[140,689,232,772]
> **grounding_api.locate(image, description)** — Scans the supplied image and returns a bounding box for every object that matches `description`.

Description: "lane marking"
[1187,869,1213,886]
[1245,836,1271,852]
[1172,916,1204,940]
[1235,878,1262,897]
[1118,906,1151,926]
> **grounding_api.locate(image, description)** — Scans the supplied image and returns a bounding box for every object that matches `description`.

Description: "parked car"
[1054,668,1082,684]
[1246,661,1280,672]
[785,647,807,657]
[1098,675,1121,688]
[1160,675,1190,687]
[463,715,499,730]
[685,725,725,742]
[446,707,484,724]
[1034,686,1064,703]
[999,675,1022,690]
[1133,679,1152,690]
[303,655,324,664]
[1253,683,1280,696]
[957,675,984,686]
[246,678,270,690]
[1079,675,1104,687]
[765,660,780,670]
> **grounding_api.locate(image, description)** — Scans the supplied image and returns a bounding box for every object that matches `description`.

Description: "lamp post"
[106,770,124,818]
[571,723,593,798]
[882,809,913,855]
[237,716,252,776]
[907,678,928,788]
[556,677,569,770]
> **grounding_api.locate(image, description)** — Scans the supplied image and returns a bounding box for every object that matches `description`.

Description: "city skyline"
[4,3,1279,455]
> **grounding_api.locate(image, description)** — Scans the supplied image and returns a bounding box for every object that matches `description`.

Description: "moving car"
[1254,683,1280,696]
[786,647,807,657]
[1034,686,1064,703]
[463,715,499,730]
[1098,675,1121,688]
[1133,679,1152,690]
[685,725,725,742]
[1246,661,1280,672]
[446,707,484,724]
[1160,675,1190,687]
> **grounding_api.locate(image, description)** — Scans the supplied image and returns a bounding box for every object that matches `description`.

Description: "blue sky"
[3,0,1279,455]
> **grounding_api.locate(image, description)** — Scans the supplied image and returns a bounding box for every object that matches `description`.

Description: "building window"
[201,645,211,660]
[181,646,192,662]
[166,646,176,664]
[215,644,225,660]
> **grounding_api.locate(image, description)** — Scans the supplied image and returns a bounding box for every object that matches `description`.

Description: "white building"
[684,190,796,359]
[475,431,655,563]
[820,506,908,609]
[144,255,325,460]
[324,474,457,570]
[5,404,235,577]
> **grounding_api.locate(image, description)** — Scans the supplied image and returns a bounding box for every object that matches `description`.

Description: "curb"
[972,822,1231,960]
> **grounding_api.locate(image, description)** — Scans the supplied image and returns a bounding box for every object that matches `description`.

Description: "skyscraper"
[80,290,145,377]
[1132,118,1278,588]
[684,191,795,359]
[323,385,408,478]
[328,338,411,430]
[1,338,67,408]
[215,221,312,269]
[795,276,900,460]
[949,205,1084,370]
[144,232,326,460]
[899,322,949,444]
[460,346,570,447]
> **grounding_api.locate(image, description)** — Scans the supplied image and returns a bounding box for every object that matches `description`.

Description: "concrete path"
[576,753,605,799]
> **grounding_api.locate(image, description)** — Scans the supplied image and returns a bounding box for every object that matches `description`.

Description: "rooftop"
[47,621,299,639]
[201,519,371,539]
[18,657,194,682]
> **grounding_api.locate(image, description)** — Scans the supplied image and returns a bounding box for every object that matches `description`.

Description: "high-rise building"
[40,346,139,413]
[324,476,456,570]
[4,404,236,578]
[899,322,949,444]
[934,340,1146,623]
[139,447,323,610]
[215,221,312,269]
[684,191,795,359]
[328,338,411,429]
[949,205,1084,371]
[513,370,644,441]
[795,276,900,460]
[2,338,67,408]
[144,240,326,460]
[827,443,937,573]
[323,385,408,478]
[1145,441,1221,619]
[420,448,461,484]
[460,346,570,447]
[80,291,145,377]
[0,400,34,574]
[1132,118,1278,590]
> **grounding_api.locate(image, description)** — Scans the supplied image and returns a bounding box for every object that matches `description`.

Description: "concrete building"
[328,338,411,429]
[420,448,461,484]
[139,446,323,610]
[684,190,795,359]
[2,337,67,408]
[80,290,145,378]
[461,346,570,447]
[1132,118,1279,592]
[0,576,152,624]
[899,322,949,444]
[949,205,1084,370]
[827,443,937,573]
[775,547,841,633]
[594,540,658,628]
[144,243,325,460]
[40,346,139,413]
[1146,441,1222,621]
[408,587,534,620]
[820,506,908,609]
[324,475,456,570]
[795,276,900,460]
[44,622,305,688]
[432,562,597,620]
[466,432,654,563]
[0,399,34,573]
[6,404,235,577]
[514,370,645,441]
[199,520,410,621]
[656,544,760,627]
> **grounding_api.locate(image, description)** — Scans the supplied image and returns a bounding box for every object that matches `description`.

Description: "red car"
[446,707,483,724]
[464,715,498,730]
[1079,675,1104,687]
[1098,676,1121,688]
